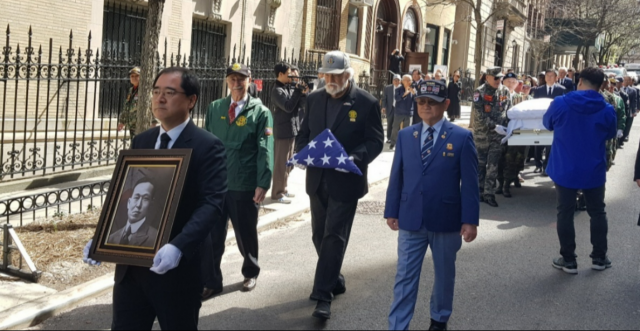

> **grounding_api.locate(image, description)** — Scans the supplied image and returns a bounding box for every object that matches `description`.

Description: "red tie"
[229,102,237,124]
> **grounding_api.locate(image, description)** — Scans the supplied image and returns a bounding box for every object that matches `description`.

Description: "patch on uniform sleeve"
[484,95,494,102]
[473,92,480,102]
[265,127,273,136]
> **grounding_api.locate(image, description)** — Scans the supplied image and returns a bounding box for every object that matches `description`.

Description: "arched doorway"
[402,8,419,54]
[373,0,400,72]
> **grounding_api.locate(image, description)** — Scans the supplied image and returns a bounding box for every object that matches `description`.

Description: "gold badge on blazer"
[447,143,453,151]
[413,131,419,139]
[349,110,357,122]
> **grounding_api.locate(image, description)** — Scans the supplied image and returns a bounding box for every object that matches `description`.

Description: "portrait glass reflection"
[105,166,176,250]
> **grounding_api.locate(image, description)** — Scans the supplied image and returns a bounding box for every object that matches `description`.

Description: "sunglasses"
[416,98,445,107]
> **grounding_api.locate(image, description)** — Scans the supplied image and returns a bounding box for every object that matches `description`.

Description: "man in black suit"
[533,69,566,176]
[107,178,159,248]
[558,67,575,92]
[295,51,384,320]
[83,67,228,330]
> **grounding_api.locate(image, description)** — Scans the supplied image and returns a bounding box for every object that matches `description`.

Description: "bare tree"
[420,0,508,89]
[136,0,166,134]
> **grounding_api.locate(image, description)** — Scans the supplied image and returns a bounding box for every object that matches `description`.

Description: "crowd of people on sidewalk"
[78,48,640,331]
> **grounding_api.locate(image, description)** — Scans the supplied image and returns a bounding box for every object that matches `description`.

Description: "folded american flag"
[287,129,362,176]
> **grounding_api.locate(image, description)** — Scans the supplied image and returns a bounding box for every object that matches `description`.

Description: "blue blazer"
[394,86,414,116]
[559,78,574,92]
[384,120,480,232]
[533,84,567,99]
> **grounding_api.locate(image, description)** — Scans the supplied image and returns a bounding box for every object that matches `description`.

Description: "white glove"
[150,244,182,275]
[336,156,355,173]
[82,240,101,266]
[495,125,508,136]
[617,129,623,138]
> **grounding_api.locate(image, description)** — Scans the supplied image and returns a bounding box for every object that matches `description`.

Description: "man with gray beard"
[295,51,384,320]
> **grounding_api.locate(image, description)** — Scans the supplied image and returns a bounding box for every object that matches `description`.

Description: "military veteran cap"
[416,80,448,102]
[486,67,505,78]
[504,72,518,80]
[319,51,351,74]
[226,63,251,77]
[129,67,141,75]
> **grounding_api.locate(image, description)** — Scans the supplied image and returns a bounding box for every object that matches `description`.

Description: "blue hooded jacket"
[543,90,617,189]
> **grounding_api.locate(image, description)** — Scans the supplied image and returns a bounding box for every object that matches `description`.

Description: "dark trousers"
[623,116,634,141]
[272,138,295,199]
[203,190,260,289]
[387,108,395,141]
[112,264,202,330]
[309,177,358,302]
[555,184,608,262]
[535,146,551,169]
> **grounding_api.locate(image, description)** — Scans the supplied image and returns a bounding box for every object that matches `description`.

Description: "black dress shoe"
[429,319,447,330]
[503,185,512,198]
[312,300,331,320]
[541,169,549,177]
[333,275,346,295]
[485,197,499,207]
[534,167,542,173]
[242,278,257,292]
[202,287,223,301]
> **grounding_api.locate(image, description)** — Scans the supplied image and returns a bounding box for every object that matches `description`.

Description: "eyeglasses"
[416,99,445,107]
[152,88,186,99]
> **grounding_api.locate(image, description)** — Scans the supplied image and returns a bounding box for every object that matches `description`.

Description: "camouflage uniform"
[474,81,511,200]
[119,86,139,137]
[502,92,528,188]
[601,90,625,169]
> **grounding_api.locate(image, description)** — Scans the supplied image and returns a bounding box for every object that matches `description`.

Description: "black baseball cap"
[504,72,518,80]
[226,63,251,77]
[416,80,448,102]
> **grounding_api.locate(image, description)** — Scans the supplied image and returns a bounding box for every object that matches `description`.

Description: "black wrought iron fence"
[0,26,340,182]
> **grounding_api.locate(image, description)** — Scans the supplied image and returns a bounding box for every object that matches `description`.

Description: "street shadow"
[199,299,328,330]
[202,281,245,302]
[34,304,112,330]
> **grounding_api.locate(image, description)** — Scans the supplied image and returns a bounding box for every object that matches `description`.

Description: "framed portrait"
[89,149,191,267]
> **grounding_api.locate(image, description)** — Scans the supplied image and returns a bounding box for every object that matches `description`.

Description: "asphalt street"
[35,122,640,330]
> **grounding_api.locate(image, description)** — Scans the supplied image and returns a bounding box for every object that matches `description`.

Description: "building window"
[190,20,226,65]
[315,0,342,50]
[425,24,439,72]
[251,33,279,63]
[442,29,451,66]
[346,5,360,55]
[102,0,147,61]
[364,8,373,59]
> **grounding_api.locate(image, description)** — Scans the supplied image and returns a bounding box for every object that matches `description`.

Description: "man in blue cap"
[385,80,479,330]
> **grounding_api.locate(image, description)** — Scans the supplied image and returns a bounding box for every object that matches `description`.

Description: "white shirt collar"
[126,218,146,234]
[232,93,249,117]
[156,117,190,149]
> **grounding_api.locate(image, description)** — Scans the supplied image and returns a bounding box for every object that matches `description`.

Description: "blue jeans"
[389,228,462,330]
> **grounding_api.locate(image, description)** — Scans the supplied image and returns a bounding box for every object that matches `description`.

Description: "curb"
[0,175,391,330]
[0,274,114,330]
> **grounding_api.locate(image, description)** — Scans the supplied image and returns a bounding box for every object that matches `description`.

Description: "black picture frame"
[89,149,191,267]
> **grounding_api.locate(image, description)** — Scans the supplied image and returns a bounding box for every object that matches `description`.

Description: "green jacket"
[205,95,274,191]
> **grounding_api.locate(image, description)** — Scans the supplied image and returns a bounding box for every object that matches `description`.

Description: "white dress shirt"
[421,117,446,147]
[547,85,554,96]
[155,117,191,150]
[393,85,400,107]
[232,93,249,118]
[122,218,146,240]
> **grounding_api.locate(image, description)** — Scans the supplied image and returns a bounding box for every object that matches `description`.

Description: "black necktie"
[159,133,171,149]
[121,226,132,245]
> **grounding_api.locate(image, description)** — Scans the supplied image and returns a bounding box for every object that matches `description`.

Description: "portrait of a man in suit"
[107,177,160,248]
